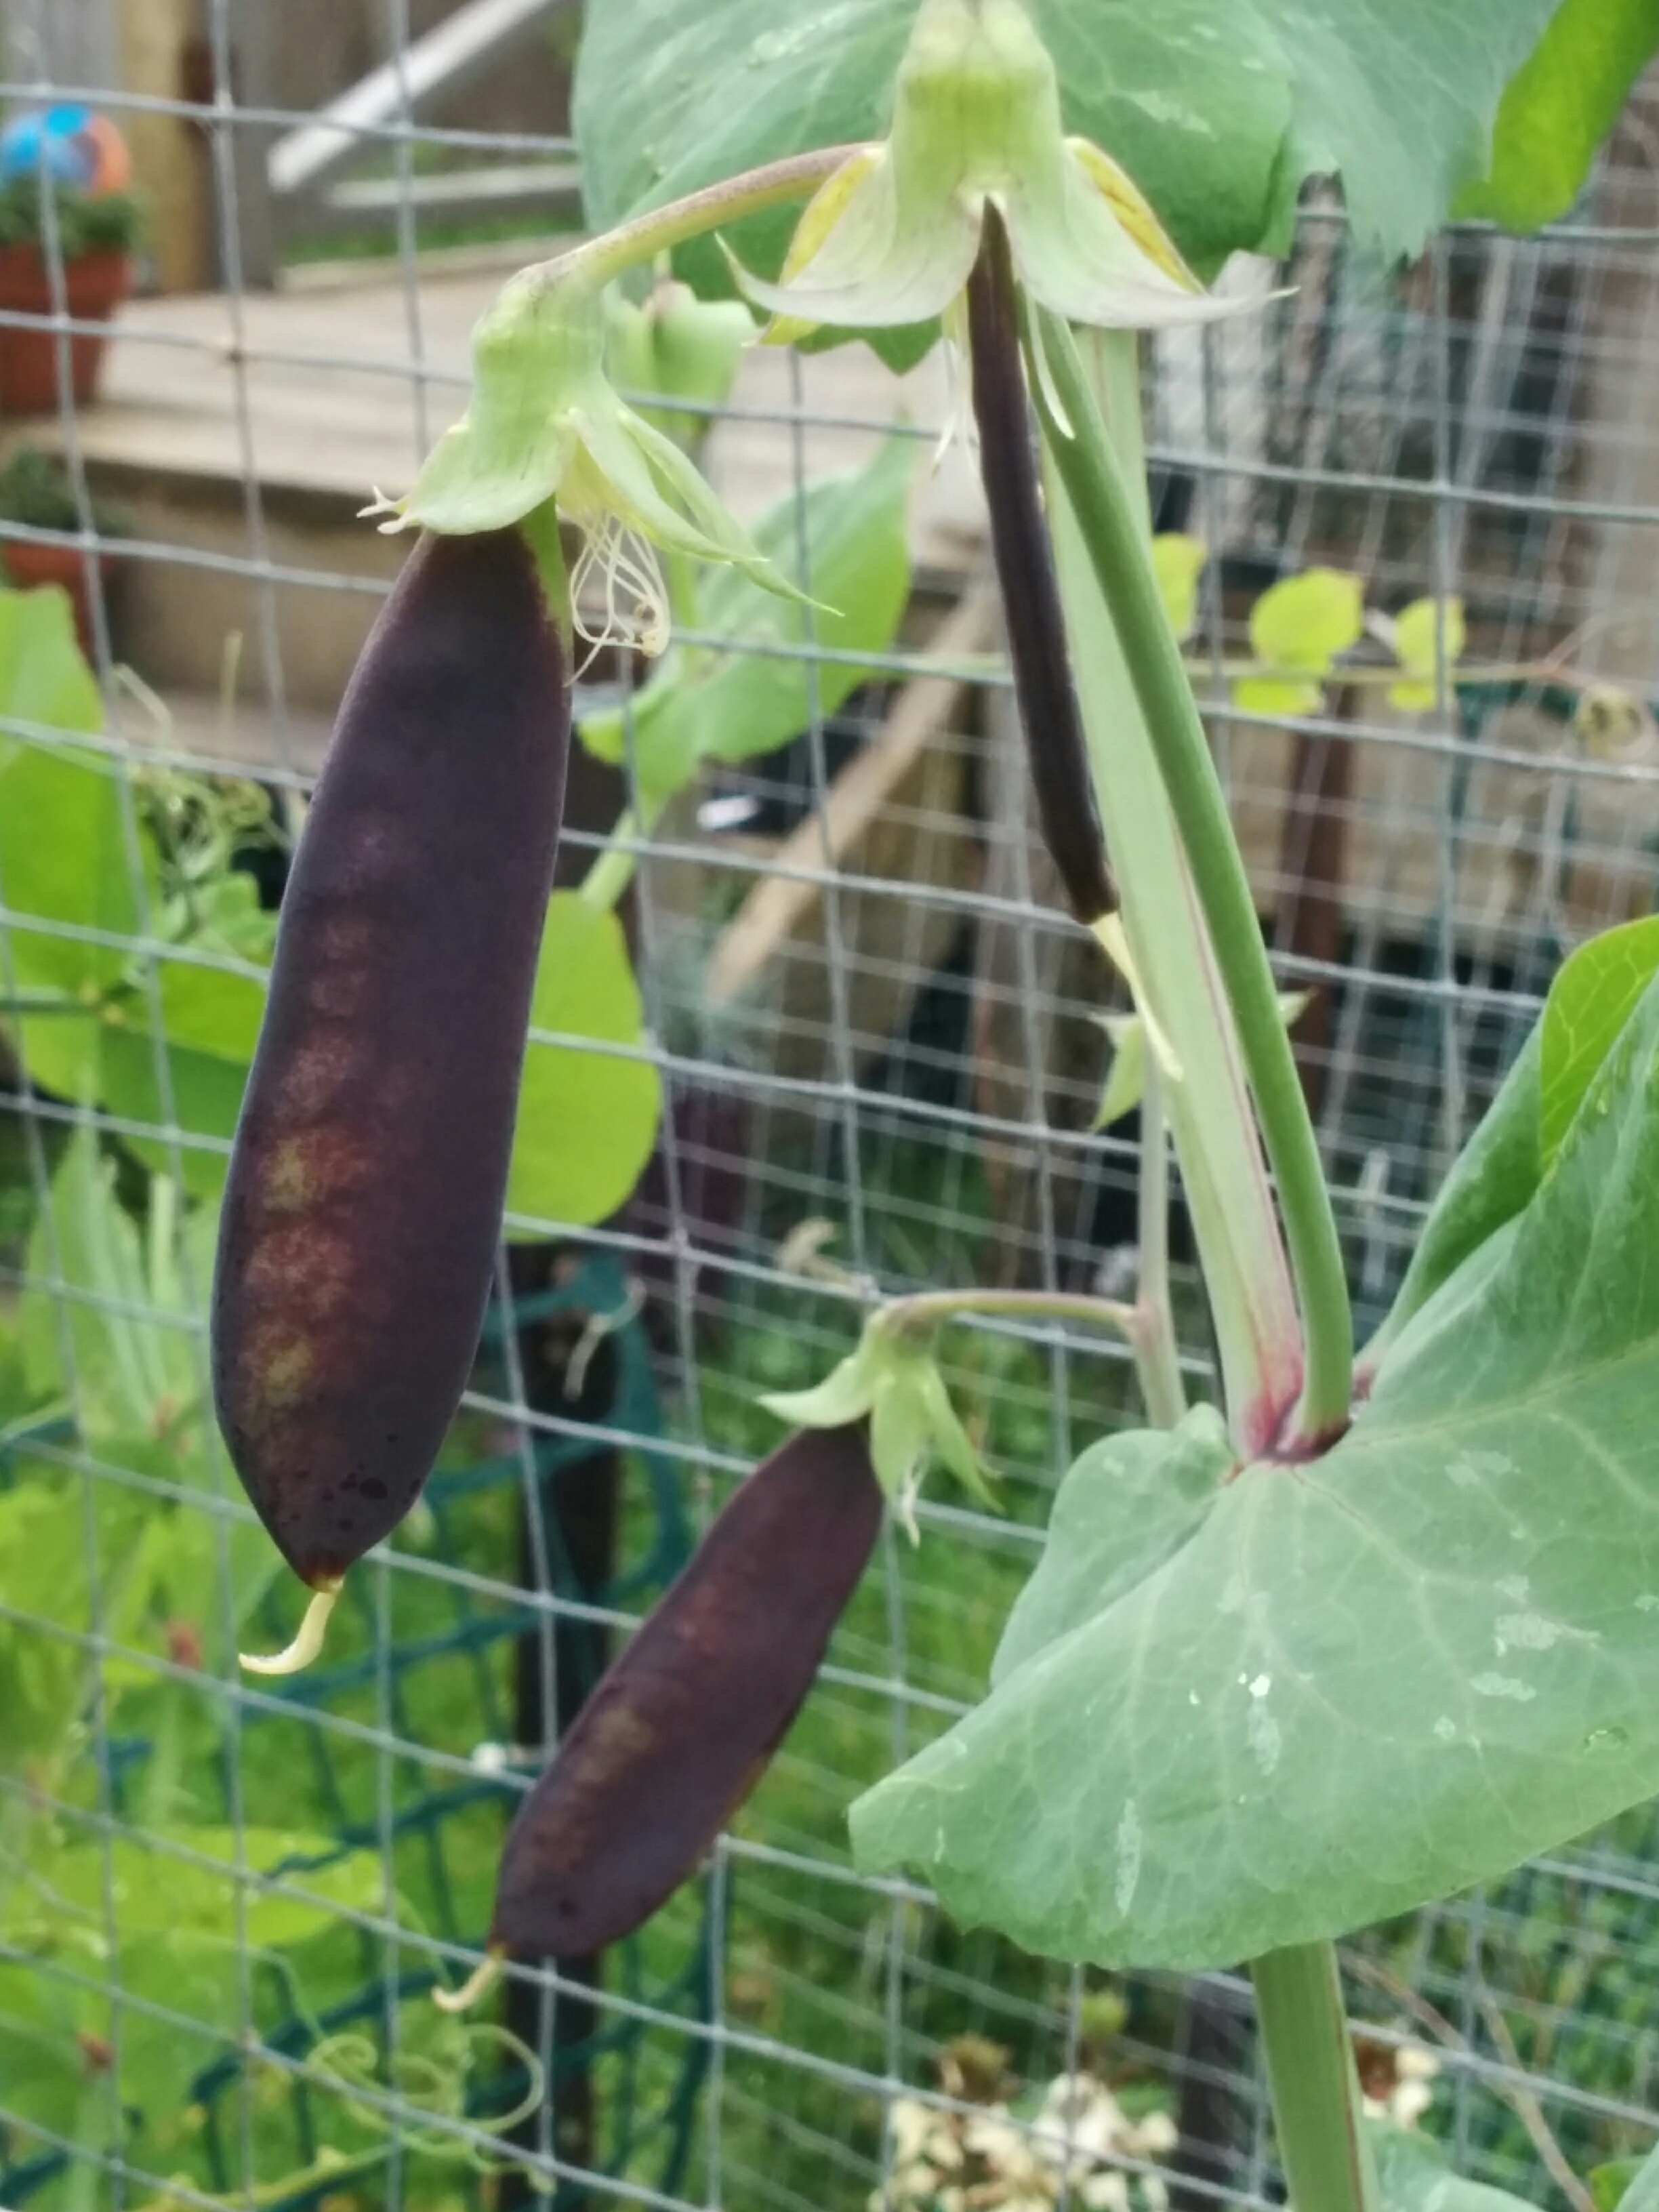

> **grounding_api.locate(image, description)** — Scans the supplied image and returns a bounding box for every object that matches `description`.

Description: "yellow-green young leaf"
[1455,0,1659,234]
[1092,991,1306,1129]
[1151,533,1207,643]
[1235,567,1364,719]
[1388,595,1467,711]
[507,892,661,1231]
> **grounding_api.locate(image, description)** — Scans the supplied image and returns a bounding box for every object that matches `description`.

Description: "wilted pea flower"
[367,265,786,657]
[734,0,1236,342]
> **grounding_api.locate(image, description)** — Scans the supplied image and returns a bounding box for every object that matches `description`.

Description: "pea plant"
[159,0,1659,2203]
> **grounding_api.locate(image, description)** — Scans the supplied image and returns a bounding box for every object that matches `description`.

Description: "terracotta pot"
[0,246,131,415]
[1,539,116,658]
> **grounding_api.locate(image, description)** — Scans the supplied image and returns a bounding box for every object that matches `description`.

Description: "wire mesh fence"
[3,5,1659,2209]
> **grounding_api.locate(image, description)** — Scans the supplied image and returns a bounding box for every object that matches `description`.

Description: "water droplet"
[1114,1799,1142,1915]
[1248,1673,1272,1698]
[1433,1715,1456,1742]
[1585,1725,1629,1754]
[1471,1672,1536,1702]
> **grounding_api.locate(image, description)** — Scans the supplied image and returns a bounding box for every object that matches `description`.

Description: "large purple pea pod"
[212,527,569,1623]
[491,1422,882,1959]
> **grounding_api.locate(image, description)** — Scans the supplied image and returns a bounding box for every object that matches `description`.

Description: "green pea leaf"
[507,890,662,1231]
[1369,1023,1541,1364]
[990,1406,1233,1683]
[854,967,1659,1967]
[579,437,914,813]
[577,0,1607,304]
[1370,2123,1543,2212]
[1456,0,1659,232]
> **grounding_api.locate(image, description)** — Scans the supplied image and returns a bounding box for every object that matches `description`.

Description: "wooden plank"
[117,0,212,293]
[704,584,995,1084]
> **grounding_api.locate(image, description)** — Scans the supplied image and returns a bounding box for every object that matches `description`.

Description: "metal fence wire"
[3,5,1659,2210]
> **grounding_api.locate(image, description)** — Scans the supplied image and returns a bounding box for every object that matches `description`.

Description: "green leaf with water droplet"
[853,966,1659,1967]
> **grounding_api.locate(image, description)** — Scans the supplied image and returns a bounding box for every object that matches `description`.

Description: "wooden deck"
[47,260,984,558]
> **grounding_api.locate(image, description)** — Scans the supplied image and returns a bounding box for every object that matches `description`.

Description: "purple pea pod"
[491,1422,883,1959]
[212,526,569,1661]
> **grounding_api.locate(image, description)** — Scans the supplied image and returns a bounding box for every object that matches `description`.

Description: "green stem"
[886,1288,1139,1336]
[1044,342,1300,1451]
[1134,1059,1187,1430]
[1252,1942,1378,2212]
[1032,308,1353,1446]
[533,145,863,293]
[579,806,646,914]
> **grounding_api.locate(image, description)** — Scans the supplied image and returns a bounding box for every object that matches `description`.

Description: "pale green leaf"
[990,1406,1233,1683]
[853,968,1659,1968]
[1370,1025,1540,1364]
[1540,914,1659,1165]
[0,739,144,1009]
[20,1128,205,1437]
[1093,991,1305,1129]
[1591,2161,1645,2212]
[1370,2123,1541,2212]
[581,438,914,811]
[870,1361,934,1511]
[507,890,662,1230]
[0,582,101,736]
[918,1357,998,1508]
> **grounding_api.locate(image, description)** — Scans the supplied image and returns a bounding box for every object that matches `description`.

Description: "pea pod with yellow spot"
[211,525,570,1618]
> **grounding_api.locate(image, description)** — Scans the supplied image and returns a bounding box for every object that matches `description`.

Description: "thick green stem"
[1252,1942,1378,2212]
[1032,308,1353,1446]
[1043,344,1301,1454]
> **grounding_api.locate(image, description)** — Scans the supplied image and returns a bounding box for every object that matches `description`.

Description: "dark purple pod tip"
[966,205,1115,927]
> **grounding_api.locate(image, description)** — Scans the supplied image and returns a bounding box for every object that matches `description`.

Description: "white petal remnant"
[735,0,1248,342]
